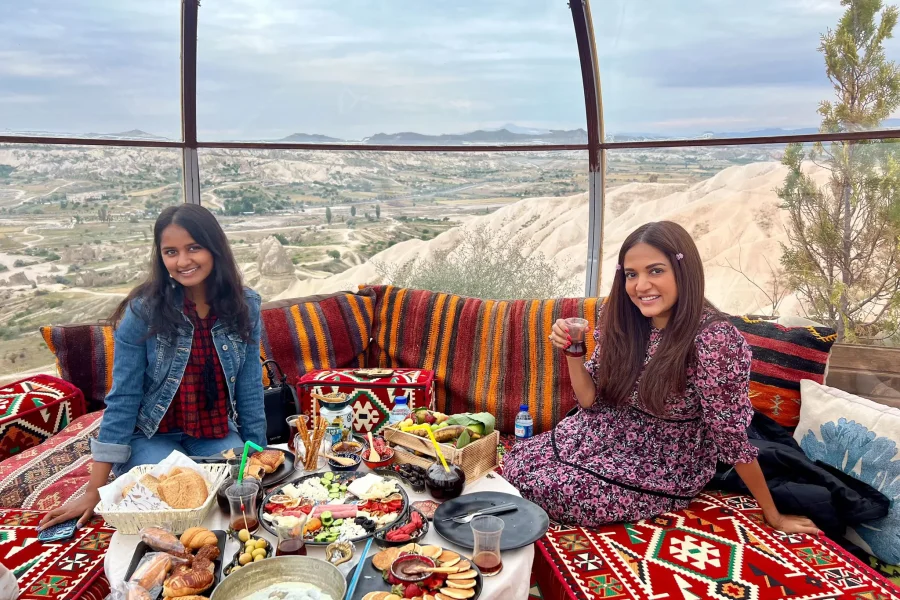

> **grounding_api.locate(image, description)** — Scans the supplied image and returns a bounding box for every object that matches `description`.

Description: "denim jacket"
[90,287,267,464]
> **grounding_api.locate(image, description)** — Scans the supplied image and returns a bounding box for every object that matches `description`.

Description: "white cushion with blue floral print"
[795,379,900,564]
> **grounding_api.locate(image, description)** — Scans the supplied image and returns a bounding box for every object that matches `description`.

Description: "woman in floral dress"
[503,221,819,534]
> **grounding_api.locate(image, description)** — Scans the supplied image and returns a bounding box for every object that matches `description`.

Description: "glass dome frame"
[2,0,900,296]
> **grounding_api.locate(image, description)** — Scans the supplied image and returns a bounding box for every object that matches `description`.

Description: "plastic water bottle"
[389,396,412,425]
[515,404,533,442]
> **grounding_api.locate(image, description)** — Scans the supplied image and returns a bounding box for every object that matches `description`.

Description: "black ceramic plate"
[124,530,226,599]
[346,550,482,600]
[258,471,409,544]
[217,446,295,488]
[432,491,549,551]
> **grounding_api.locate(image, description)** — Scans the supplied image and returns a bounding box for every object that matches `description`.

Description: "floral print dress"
[503,308,758,527]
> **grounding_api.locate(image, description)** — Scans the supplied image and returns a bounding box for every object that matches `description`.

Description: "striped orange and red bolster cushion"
[259,289,376,386]
[40,290,377,412]
[727,316,837,429]
[41,325,114,414]
[365,285,599,435]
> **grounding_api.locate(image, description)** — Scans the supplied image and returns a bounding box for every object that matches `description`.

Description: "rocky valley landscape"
[0,141,843,380]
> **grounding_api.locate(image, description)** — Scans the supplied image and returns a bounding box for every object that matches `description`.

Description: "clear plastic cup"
[226,480,261,533]
[470,515,504,577]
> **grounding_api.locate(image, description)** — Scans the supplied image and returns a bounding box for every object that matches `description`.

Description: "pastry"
[171,563,193,578]
[180,527,217,550]
[194,544,220,562]
[129,552,172,590]
[242,463,265,481]
[248,449,284,474]
[192,557,214,575]
[139,527,185,554]
[162,569,213,597]
[122,482,137,498]
[126,586,153,600]
[158,470,208,509]
[139,474,161,496]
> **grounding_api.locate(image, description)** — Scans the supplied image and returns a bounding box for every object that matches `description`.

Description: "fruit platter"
[349,543,482,600]
[258,471,408,545]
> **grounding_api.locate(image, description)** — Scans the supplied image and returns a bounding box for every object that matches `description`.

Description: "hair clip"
[675,253,684,261]
[615,264,622,271]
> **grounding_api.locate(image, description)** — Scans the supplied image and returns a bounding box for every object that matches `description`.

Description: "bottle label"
[515,424,533,439]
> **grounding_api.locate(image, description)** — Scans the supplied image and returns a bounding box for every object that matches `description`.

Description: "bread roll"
[179,527,217,550]
[162,569,213,597]
[139,474,161,496]
[158,470,208,509]
[129,553,172,590]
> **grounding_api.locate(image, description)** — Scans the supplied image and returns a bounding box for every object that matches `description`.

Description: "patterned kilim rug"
[0,508,114,600]
[536,491,900,600]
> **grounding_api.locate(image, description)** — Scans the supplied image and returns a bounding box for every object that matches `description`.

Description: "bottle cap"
[519,404,528,411]
[395,396,408,404]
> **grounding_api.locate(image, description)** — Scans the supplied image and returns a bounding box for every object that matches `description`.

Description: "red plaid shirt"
[157,299,231,438]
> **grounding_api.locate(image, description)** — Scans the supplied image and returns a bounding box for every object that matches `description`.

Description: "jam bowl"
[390,554,436,583]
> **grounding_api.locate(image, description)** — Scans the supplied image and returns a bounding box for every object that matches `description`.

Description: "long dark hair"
[109,204,251,341]
[595,221,722,415]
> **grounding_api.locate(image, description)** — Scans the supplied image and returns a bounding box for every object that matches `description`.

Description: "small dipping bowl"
[331,440,364,455]
[390,554,436,583]
[362,446,395,470]
[327,452,361,472]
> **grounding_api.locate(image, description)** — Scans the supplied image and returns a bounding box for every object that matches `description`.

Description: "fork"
[448,503,518,524]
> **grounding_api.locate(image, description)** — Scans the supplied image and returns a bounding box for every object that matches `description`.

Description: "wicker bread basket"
[96,463,228,534]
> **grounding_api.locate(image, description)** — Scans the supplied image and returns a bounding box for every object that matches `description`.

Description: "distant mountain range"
[6,120,900,146]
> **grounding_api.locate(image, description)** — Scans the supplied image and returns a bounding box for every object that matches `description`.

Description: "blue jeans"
[113,422,244,476]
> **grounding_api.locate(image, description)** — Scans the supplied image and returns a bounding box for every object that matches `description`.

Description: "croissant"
[194,544,220,562]
[180,527,217,550]
[171,564,193,578]
[162,569,213,597]
[192,557,214,575]
[129,553,172,590]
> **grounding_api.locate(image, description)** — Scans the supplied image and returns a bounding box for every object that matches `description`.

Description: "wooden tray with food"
[258,471,409,545]
[383,411,499,482]
[348,543,482,600]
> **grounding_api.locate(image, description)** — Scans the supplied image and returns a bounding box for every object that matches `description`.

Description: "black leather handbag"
[261,358,300,444]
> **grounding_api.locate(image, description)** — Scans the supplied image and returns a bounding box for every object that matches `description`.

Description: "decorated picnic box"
[296,368,435,435]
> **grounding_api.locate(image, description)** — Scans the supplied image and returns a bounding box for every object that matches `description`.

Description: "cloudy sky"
[1,0,897,141]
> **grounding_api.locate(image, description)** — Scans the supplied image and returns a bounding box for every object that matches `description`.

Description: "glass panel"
[197,2,585,142]
[0,1,182,140]
[603,140,900,348]
[596,1,900,139]
[0,144,183,379]
[198,148,587,299]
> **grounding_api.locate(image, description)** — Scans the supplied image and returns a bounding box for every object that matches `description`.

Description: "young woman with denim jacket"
[39,204,267,531]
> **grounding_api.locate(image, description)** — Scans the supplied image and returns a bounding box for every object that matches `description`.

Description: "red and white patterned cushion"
[0,410,105,511]
[0,374,85,461]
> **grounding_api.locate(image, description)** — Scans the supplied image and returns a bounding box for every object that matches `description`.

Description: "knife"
[440,502,518,522]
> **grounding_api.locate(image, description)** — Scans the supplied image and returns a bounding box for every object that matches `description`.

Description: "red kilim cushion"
[728,317,837,429]
[535,490,899,600]
[0,374,85,461]
[0,508,114,600]
[0,411,107,511]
